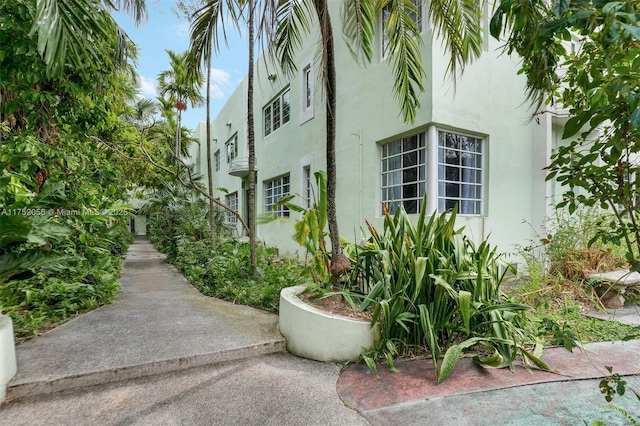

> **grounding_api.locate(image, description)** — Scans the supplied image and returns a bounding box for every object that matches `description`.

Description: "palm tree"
[157,50,204,161]
[187,0,261,274]
[29,0,147,77]
[187,0,241,250]
[271,0,483,280]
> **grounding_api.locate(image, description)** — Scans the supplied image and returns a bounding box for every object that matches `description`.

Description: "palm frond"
[272,0,315,76]
[341,0,377,64]
[379,0,426,123]
[429,0,483,77]
[187,0,241,72]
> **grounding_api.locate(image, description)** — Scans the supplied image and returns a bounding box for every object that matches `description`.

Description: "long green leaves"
[349,200,545,382]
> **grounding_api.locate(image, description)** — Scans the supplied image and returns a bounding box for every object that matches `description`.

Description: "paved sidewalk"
[2,239,640,425]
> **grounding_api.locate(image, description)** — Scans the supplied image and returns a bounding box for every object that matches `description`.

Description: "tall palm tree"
[188,0,240,250]
[188,0,261,274]
[271,0,483,280]
[158,50,204,161]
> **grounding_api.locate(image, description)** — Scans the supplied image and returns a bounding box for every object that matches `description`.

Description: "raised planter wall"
[0,315,17,404]
[279,285,379,362]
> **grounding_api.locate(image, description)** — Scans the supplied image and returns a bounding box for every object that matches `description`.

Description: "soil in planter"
[300,292,373,322]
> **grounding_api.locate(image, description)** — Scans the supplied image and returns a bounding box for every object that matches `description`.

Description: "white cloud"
[174,22,189,40]
[136,75,157,98]
[208,68,232,99]
[211,68,231,86]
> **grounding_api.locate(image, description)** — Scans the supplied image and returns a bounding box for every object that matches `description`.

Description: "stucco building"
[190,1,569,263]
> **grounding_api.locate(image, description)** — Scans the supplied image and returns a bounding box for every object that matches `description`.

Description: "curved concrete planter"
[279,285,379,362]
[0,315,17,404]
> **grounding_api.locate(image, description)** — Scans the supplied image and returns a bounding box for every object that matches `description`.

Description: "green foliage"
[589,366,640,426]
[147,186,305,312]
[494,0,640,270]
[538,317,579,351]
[274,170,330,284]
[346,200,545,383]
[0,0,142,338]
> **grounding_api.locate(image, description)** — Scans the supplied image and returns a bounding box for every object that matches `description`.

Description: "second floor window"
[225,135,237,163]
[264,89,291,136]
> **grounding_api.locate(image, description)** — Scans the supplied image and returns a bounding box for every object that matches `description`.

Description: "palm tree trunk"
[247,0,258,276]
[175,109,182,164]
[315,0,349,280]
[206,60,217,249]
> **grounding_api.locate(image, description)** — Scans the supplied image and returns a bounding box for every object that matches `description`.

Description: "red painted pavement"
[337,340,640,412]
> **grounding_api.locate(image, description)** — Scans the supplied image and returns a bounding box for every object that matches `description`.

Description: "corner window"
[264,174,290,218]
[380,128,484,216]
[225,192,238,223]
[437,131,483,215]
[381,133,426,214]
[264,89,291,136]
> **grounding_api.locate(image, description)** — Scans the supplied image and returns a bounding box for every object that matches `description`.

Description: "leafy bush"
[147,187,304,313]
[344,203,546,383]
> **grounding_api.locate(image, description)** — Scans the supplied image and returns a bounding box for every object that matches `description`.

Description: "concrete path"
[2,239,640,425]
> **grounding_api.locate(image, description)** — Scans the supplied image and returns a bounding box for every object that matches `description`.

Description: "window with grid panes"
[263,89,291,136]
[381,133,426,214]
[225,192,238,223]
[264,175,290,217]
[437,131,483,215]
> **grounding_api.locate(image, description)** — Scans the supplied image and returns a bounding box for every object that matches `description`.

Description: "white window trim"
[264,174,291,218]
[380,126,485,217]
[214,149,220,172]
[225,192,238,223]
[436,129,484,216]
[264,88,291,137]
[299,58,314,124]
[225,134,238,163]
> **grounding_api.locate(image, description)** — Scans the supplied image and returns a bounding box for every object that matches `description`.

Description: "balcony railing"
[228,157,255,177]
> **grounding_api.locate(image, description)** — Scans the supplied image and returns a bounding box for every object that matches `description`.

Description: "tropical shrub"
[147,186,304,312]
[345,202,547,383]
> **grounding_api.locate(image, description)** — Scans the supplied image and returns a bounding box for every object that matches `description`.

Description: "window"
[437,131,483,215]
[382,0,423,59]
[303,65,312,109]
[214,150,220,172]
[381,133,426,214]
[264,89,291,136]
[303,165,312,208]
[225,192,238,223]
[225,135,237,163]
[264,175,290,218]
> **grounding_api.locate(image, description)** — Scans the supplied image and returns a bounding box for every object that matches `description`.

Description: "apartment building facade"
[191,1,569,261]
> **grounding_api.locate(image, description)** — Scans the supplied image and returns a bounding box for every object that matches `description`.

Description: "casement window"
[437,131,483,215]
[381,0,424,59]
[381,133,426,214]
[264,175,290,217]
[225,135,237,163]
[303,65,312,110]
[214,150,220,172]
[381,129,484,215]
[225,192,238,223]
[303,165,312,208]
[264,89,291,136]
[299,61,315,124]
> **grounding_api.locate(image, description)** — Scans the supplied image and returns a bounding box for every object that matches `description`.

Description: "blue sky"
[115,1,248,131]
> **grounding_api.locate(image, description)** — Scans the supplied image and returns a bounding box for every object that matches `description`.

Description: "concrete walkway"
[1,239,640,425]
